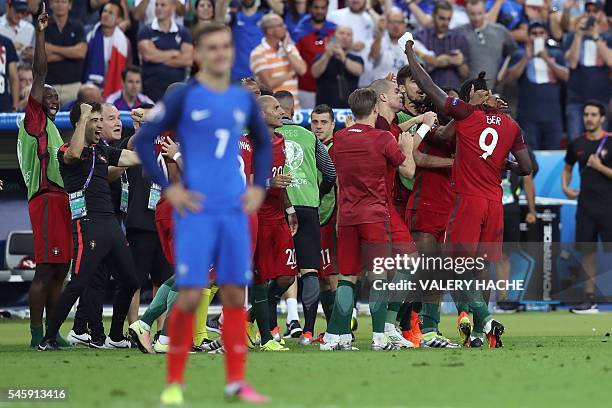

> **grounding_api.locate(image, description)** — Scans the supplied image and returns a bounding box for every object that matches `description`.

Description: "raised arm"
[63,104,92,164]
[404,38,448,113]
[215,0,231,23]
[31,4,49,103]
[131,0,150,21]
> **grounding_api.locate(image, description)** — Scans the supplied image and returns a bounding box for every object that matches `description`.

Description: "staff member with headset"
[38,102,141,351]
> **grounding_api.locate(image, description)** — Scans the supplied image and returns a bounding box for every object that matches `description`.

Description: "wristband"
[286,206,296,215]
[265,178,271,189]
[172,152,182,162]
[416,123,431,138]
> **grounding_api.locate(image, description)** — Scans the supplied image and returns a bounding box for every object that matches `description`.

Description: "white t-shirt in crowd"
[365,32,408,85]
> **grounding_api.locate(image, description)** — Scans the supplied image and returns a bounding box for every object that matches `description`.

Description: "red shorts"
[253,220,297,284]
[155,199,175,265]
[28,191,71,264]
[389,207,417,255]
[319,221,336,277]
[444,194,503,261]
[405,208,450,242]
[337,222,390,276]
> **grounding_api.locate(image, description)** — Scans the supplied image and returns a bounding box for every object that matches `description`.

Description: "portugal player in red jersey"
[405,37,533,348]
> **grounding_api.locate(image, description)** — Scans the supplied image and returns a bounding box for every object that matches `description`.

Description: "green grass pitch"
[1,312,612,407]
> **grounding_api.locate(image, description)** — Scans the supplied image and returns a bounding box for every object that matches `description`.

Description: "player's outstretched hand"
[270,174,292,189]
[287,213,299,236]
[37,3,48,32]
[242,186,266,214]
[164,183,203,216]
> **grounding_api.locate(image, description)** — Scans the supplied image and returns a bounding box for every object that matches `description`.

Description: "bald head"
[273,90,294,119]
[78,83,102,104]
[258,95,284,128]
[335,26,354,50]
[369,79,394,97]
[259,13,284,34]
[369,79,404,113]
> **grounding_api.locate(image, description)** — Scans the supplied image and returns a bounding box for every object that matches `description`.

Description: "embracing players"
[404,34,533,348]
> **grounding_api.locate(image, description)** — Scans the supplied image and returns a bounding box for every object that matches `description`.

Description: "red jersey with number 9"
[256,132,286,224]
[444,96,526,202]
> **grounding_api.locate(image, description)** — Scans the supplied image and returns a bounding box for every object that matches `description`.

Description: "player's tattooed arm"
[404,39,448,113]
[281,189,299,236]
[398,132,416,179]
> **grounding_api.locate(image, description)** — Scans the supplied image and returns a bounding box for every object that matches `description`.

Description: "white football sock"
[286,298,299,323]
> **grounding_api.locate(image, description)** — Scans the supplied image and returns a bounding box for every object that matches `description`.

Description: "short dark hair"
[17,63,32,73]
[273,90,294,104]
[307,0,330,9]
[396,65,413,87]
[466,0,485,6]
[584,100,606,117]
[193,21,232,44]
[121,65,141,82]
[69,102,103,129]
[434,0,453,14]
[140,103,155,110]
[103,0,124,19]
[311,104,334,121]
[260,85,274,96]
[459,71,488,102]
[348,88,377,120]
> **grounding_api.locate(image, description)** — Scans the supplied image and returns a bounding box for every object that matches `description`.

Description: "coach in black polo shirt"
[38,103,141,351]
[137,0,193,101]
[45,0,87,105]
[562,100,612,315]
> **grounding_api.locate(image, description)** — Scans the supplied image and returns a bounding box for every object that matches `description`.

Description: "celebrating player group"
[27,4,534,404]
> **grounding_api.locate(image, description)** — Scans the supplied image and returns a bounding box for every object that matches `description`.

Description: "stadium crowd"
[0,0,609,146]
[7,0,612,404]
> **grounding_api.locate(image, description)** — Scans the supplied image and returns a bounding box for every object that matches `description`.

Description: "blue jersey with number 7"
[134,80,272,212]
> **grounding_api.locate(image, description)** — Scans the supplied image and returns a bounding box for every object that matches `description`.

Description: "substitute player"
[134,22,272,404]
[404,37,533,348]
[322,88,415,351]
[17,4,71,348]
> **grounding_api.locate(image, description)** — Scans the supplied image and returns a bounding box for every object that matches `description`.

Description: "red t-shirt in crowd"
[257,132,286,224]
[239,135,253,183]
[24,95,64,197]
[330,123,405,226]
[407,137,456,214]
[444,96,526,202]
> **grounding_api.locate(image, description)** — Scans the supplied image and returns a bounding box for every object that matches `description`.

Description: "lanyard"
[595,134,609,155]
[83,146,96,190]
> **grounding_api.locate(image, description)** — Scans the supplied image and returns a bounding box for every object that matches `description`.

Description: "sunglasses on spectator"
[241,77,256,83]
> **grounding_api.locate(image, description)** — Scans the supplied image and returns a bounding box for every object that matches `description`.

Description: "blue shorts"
[174,210,252,288]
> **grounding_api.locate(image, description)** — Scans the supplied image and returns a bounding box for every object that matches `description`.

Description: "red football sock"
[222,306,247,385]
[167,307,195,385]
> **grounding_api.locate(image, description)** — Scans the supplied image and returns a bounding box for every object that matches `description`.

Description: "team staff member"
[274,91,336,344]
[17,6,70,348]
[563,101,612,315]
[310,104,338,340]
[322,88,415,352]
[38,102,141,351]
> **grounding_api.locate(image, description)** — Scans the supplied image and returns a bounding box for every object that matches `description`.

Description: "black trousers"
[45,215,139,342]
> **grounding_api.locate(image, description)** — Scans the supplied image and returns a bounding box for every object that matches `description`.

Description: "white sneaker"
[319,333,340,351]
[128,320,154,354]
[67,330,91,346]
[371,333,401,351]
[153,341,168,354]
[104,337,132,349]
[384,327,415,349]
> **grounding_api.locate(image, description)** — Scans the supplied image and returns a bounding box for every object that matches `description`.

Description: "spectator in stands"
[137,0,193,101]
[284,0,308,39]
[312,25,363,108]
[250,13,307,107]
[563,0,611,139]
[461,0,516,89]
[106,65,154,110]
[45,0,88,106]
[294,0,336,109]
[485,0,528,43]
[561,0,608,34]
[0,0,34,63]
[367,8,408,86]
[84,0,131,98]
[132,0,187,26]
[16,62,31,111]
[193,0,215,31]
[506,20,568,150]
[216,0,284,82]
[414,0,469,90]
[408,0,470,30]
[0,31,19,112]
[328,0,378,86]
